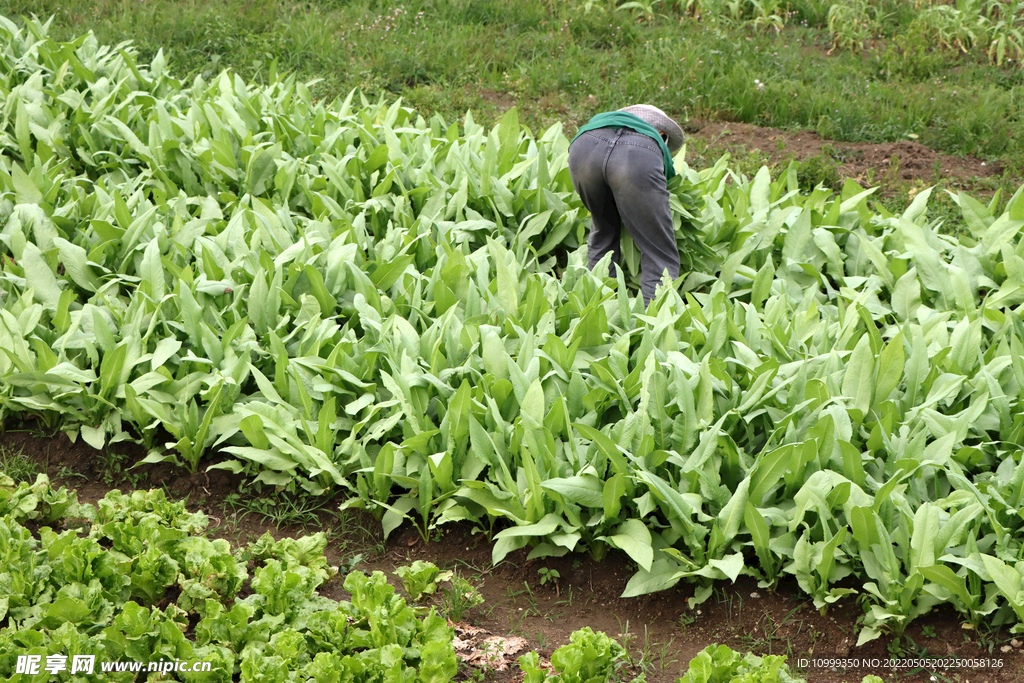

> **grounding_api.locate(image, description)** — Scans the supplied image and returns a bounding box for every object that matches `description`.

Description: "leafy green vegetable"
[0,474,457,682]
[519,627,639,683]
[395,560,452,603]
[676,644,890,683]
[677,645,802,683]
[243,532,337,587]
[0,473,80,523]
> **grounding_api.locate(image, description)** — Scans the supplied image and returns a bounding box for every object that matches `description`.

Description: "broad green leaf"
[22,242,61,309]
[980,554,1024,616]
[600,519,653,572]
[573,423,629,476]
[542,474,603,508]
[714,478,750,547]
[744,502,775,577]
[141,238,165,302]
[620,560,684,598]
[603,473,627,519]
[12,163,42,204]
[874,331,904,406]
[522,378,545,426]
[493,513,561,540]
[841,334,875,417]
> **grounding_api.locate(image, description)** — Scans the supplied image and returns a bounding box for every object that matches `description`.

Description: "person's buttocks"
[568,105,684,306]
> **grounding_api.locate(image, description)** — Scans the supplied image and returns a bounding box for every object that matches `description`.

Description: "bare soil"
[4,424,1024,683]
[687,121,1004,191]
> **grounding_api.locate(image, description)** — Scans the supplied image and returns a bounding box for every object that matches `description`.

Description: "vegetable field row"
[4,17,1024,645]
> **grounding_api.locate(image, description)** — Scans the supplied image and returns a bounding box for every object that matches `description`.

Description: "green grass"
[7,0,1023,176]
[0,445,38,483]
[224,489,338,530]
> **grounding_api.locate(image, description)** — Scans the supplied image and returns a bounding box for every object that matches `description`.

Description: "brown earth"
[3,424,1024,683]
[687,121,1004,191]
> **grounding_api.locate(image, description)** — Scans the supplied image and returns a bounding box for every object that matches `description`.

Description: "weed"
[554,585,574,608]
[884,154,902,187]
[887,634,917,658]
[653,635,679,673]
[761,612,779,656]
[514,580,542,617]
[55,465,88,482]
[509,609,527,636]
[537,567,560,593]
[465,665,486,683]
[442,571,484,623]
[808,627,824,651]
[338,552,364,576]
[0,445,38,482]
[614,616,636,666]
[344,513,388,558]
[225,489,335,530]
[632,625,661,674]
[973,624,1001,653]
[98,448,131,486]
[797,153,842,192]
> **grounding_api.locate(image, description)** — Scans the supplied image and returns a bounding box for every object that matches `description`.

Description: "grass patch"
[0,444,39,483]
[8,0,1023,174]
[224,489,338,530]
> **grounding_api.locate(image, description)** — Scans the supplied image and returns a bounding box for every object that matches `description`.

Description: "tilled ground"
[686,120,1006,195]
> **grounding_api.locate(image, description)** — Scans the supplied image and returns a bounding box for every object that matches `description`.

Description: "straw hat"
[619,104,685,153]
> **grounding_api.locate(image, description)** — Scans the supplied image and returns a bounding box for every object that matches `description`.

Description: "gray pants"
[568,127,679,305]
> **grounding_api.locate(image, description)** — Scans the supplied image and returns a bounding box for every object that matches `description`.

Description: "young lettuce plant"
[396,560,453,603]
[519,627,640,683]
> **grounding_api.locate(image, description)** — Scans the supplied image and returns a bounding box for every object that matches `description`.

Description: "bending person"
[568,104,684,305]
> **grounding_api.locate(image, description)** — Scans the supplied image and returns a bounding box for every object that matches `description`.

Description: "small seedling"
[537,567,560,587]
[338,553,364,576]
[55,465,88,482]
[443,571,484,623]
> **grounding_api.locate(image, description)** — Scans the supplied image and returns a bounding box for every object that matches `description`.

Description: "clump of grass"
[224,489,336,530]
[796,153,843,192]
[98,448,147,488]
[0,445,39,483]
